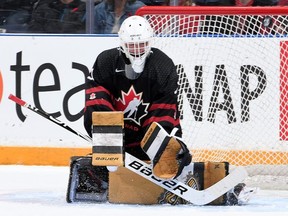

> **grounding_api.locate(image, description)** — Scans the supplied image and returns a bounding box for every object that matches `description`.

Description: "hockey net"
[136,6,288,185]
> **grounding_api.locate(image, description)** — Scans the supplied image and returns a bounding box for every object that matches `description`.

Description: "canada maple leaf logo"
[115,86,149,125]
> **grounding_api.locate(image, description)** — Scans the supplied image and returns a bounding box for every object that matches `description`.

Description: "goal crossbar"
[136,6,288,16]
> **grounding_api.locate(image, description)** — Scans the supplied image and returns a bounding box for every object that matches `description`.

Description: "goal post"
[136,6,288,178]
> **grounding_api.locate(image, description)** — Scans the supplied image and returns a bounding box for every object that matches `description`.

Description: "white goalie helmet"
[118,15,154,73]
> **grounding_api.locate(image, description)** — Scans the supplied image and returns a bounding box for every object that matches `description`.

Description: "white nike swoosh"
[115,69,125,73]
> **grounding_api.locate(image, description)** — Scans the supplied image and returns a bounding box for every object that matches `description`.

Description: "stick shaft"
[8,94,92,143]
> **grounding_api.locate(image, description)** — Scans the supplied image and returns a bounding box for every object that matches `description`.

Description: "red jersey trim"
[142,116,180,128]
[86,99,115,111]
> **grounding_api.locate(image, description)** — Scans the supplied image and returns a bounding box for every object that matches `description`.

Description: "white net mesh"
[137,7,288,179]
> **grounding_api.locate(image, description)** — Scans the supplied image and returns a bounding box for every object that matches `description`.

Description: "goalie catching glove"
[140,122,192,179]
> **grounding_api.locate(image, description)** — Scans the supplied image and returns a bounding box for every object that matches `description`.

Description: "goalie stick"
[8,93,248,205]
[125,153,247,205]
[8,94,91,143]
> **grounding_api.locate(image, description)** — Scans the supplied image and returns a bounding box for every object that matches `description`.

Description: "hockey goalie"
[66,15,256,205]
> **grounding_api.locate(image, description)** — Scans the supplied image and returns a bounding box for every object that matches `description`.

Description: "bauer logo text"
[128,160,188,195]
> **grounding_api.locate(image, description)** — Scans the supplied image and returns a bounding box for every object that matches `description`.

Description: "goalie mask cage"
[136,6,288,184]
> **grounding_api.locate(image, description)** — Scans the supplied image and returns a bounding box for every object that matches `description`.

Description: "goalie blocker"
[91,111,124,166]
[66,111,247,205]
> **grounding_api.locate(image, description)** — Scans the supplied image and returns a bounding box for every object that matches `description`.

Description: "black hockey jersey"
[84,47,182,159]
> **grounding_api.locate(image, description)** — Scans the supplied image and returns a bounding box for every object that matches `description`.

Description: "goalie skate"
[226,183,258,205]
[66,156,108,203]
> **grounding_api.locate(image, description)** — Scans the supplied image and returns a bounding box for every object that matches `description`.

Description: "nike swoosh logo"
[115,69,125,73]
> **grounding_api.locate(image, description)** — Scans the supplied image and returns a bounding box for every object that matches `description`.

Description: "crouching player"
[66,15,256,205]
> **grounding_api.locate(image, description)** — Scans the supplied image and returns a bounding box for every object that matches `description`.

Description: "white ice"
[0,165,288,216]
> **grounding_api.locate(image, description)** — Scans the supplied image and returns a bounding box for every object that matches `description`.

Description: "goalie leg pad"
[141,122,192,179]
[171,161,229,205]
[155,161,229,205]
[199,162,256,205]
[203,161,229,205]
[109,166,165,204]
[66,155,109,203]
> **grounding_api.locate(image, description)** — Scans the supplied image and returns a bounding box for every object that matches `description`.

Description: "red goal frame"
[136,6,288,16]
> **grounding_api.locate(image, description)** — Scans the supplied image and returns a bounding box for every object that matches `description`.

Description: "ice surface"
[0,165,287,216]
